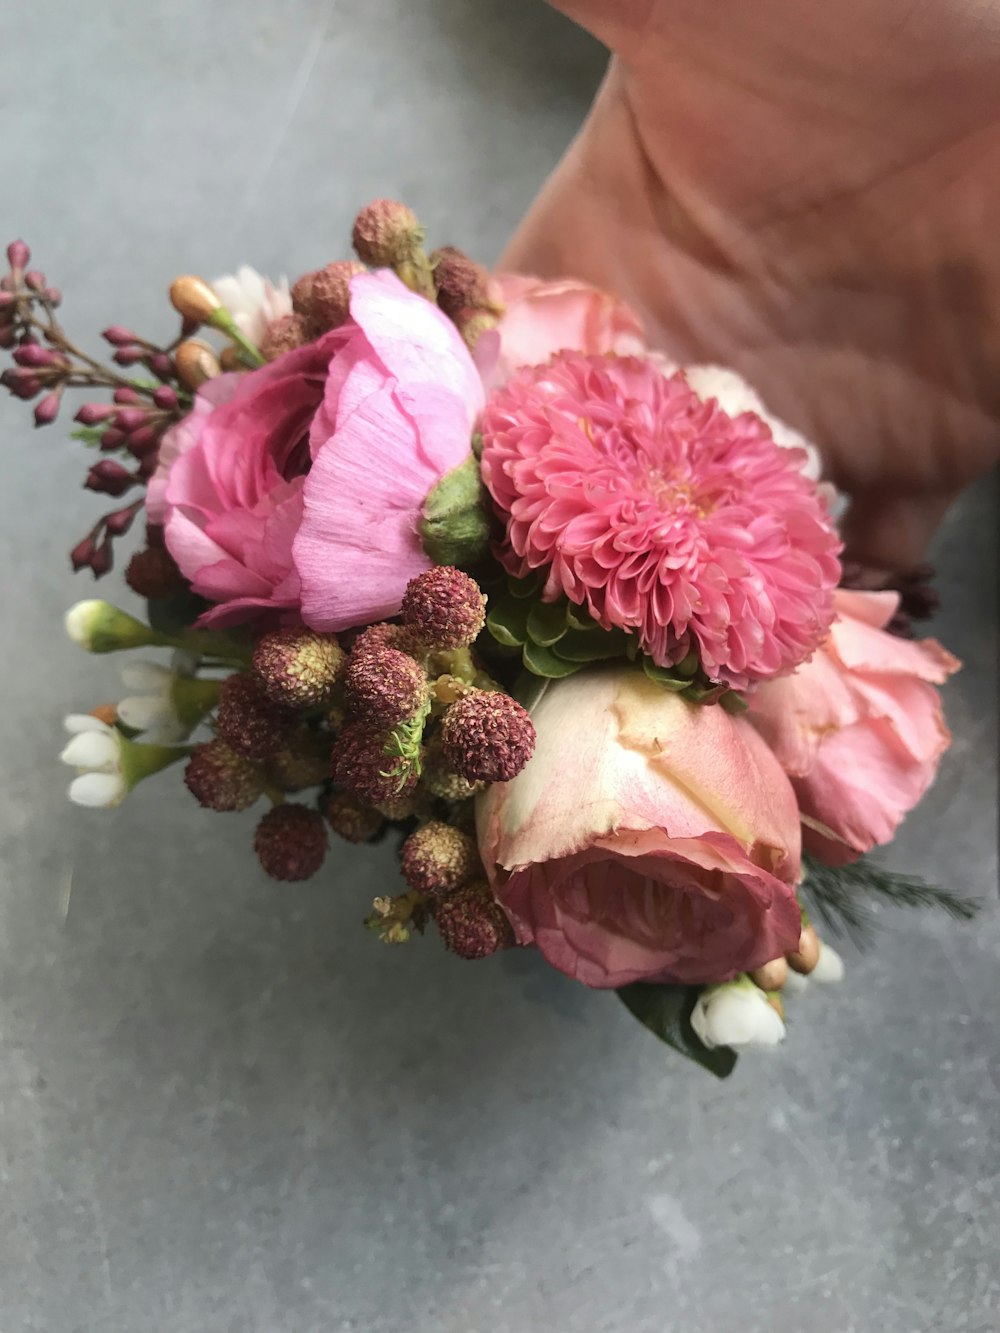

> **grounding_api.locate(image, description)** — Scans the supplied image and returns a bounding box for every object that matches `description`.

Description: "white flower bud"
[65,600,166,654]
[691,978,787,1050]
[811,940,845,984]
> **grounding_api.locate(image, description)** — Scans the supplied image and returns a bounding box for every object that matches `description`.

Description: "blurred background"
[1,4,997,1330]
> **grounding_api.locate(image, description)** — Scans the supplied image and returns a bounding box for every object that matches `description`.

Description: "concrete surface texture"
[0,3,997,1331]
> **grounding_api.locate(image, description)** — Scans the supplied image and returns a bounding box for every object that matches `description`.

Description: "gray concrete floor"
[1,4,998,1330]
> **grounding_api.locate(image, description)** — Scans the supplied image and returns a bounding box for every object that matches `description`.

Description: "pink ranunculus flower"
[293,271,484,631]
[477,668,803,989]
[748,589,960,864]
[160,270,483,629]
[162,331,347,626]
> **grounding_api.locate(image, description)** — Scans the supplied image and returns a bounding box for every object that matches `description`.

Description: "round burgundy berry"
[331,721,417,806]
[253,626,344,709]
[216,672,291,759]
[184,739,264,812]
[322,789,384,844]
[400,820,480,897]
[434,883,512,959]
[254,804,327,882]
[343,645,428,727]
[441,691,535,783]
[401,566,486,649]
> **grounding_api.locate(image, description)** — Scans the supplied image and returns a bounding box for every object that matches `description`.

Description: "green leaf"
[511,671,550,711]
[486,596,530,647]
[552,627,630,663]
[565,603,599,632]
[419,454,491,566]
[521,639,583,678]
[801,852,980,949]
[720,690,749,714]
[641,657,690,691]
[526,599,569,647]
[617,984,738,1079]
[71,425,109,449]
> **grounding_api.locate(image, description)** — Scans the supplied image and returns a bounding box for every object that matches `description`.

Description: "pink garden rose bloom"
[489,275,648,386]
[293,270,484,630]
[160,270,482,629]
[477,668,802,988]
[748,589,960,864]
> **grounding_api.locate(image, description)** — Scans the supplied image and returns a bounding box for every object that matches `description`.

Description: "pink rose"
[488,275,648,387]
[160,270,483,629]
[477,668,802,988]
[748,589,960,864]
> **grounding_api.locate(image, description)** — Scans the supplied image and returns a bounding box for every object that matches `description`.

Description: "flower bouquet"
[2,202,974,1077]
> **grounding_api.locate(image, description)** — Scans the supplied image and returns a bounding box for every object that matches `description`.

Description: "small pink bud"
[0,275,13,292]
[152,385,178,409]
[113,387,141,405]
[102,325,138,347]
[44,286,62,307]
[0,291,14,311]
[113,407,148,432]
[24,269,46,292]
[89,540,113,578]
[126,424,159,456]
[99,427,126,451]
[34,389,63,426]
[13,342,57,368]
[112,347,144,366]
[85,459,136,497]
[1,368,42,399]
[103,501,142,537]
[0,327,15,350]
[75,403,115,426]
[6,240,30,272]
[70,535,97,572]
[147,352,175,381]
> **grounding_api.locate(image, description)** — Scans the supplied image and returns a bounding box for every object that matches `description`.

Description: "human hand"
[504,0,1000,567]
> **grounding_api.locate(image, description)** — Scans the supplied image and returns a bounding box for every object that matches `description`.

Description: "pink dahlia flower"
[477,668,802,988]
[159,270,482,629]
[748,589,960,864]
[481,351,842,687]
[293,270,484,630]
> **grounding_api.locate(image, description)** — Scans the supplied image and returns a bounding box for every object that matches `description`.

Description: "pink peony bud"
[99,428,127,451]
[431,246,502,319]
[102,325,139,347]
[34,389,63,426]
[254,804,328,882]
[185,740,265,812]
[85,459,135,496]
[75,403,116,426]
[6,240,30,272]
[113,346,145,367]
[441,690,535,783]
[113,407,148,432]
[400,566,486,649]
[148,352,176,382]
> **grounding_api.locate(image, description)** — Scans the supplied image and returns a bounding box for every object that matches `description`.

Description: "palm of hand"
[504,0,1000,564]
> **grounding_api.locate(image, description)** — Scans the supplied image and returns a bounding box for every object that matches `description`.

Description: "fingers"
[839,488,956,572]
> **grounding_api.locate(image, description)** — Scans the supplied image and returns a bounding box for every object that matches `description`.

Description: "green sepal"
[616,983,738,1079]
[507,571,545,600]
[486,595,530,647]
[521,639,583,679]
[720,690,749,715]
[641,657,691,691]
[565,603,600,632]
[526,599,569,647]
[420,453,491,566]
